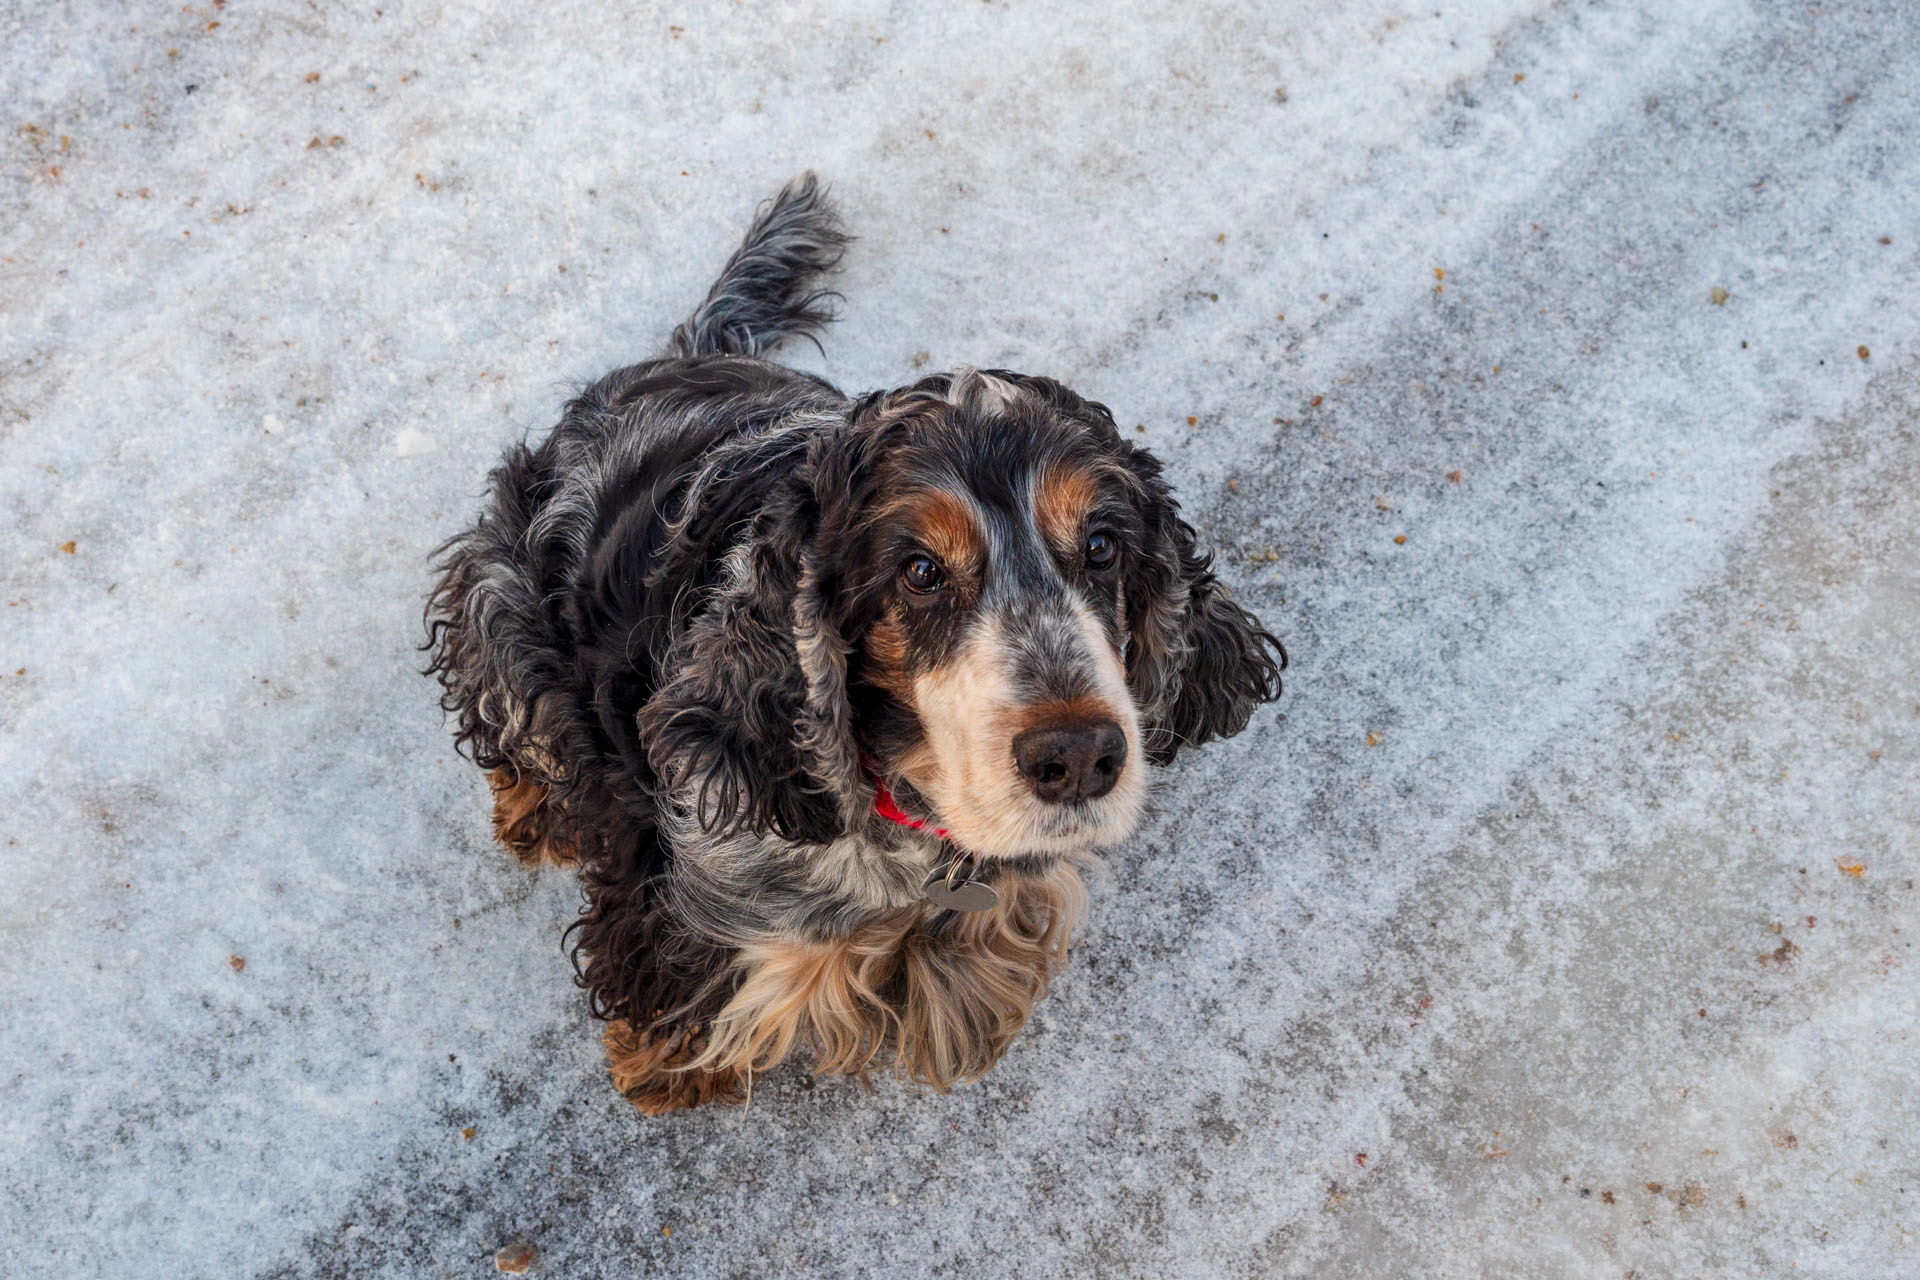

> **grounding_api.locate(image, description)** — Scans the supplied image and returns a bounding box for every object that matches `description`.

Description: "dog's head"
[640,368,1285,856]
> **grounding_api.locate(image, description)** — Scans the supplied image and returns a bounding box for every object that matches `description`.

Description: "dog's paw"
[604,1019,744,1115]
[488,767,575,866]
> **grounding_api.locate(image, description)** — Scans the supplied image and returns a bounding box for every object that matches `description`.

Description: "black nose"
[1013,719,1128,804]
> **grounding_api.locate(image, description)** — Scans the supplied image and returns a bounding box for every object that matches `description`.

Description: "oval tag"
[922,871,998,913]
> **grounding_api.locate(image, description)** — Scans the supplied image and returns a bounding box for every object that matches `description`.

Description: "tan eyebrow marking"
[1032,463,1100,557]
[889,487,985,582]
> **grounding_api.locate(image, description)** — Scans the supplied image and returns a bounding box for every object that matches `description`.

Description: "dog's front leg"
[487,767,575,866]
[603,1019,744,1116]
[894,863,1088,1089]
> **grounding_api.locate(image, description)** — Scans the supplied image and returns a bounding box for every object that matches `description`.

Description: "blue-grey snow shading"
[2,1,1915,1276]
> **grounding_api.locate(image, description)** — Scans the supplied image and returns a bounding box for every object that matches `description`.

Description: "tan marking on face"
[1004,692,1120,740]
[885,487,984,584]
[672,862,1087,1096]
[905,605,1145,857]
[861,608,915,706]
[1033,463,1100,558]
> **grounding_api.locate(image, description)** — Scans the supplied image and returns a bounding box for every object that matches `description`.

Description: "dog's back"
[425,176,853,841]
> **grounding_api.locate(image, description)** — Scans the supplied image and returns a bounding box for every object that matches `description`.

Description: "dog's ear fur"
[637,433,867,844]
[1121,448,1286,766]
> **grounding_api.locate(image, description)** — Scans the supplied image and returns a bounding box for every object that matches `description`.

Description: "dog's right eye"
[901,554,946,595]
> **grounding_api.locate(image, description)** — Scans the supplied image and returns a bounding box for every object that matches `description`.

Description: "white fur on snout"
[910,604,1145,858]
[1067,594,1145,814]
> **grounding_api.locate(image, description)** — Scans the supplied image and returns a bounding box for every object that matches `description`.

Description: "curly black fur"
[425,173,1286,1054]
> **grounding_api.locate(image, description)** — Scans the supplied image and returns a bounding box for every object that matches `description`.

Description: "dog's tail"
[667,172,852,359]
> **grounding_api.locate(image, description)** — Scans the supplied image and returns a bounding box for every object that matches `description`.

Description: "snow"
[3,1,1916,1276]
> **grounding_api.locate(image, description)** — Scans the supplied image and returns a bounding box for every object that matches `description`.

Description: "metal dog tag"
[922,859,998,913]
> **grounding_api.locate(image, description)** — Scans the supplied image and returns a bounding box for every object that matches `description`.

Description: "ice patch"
[393,427,435,458]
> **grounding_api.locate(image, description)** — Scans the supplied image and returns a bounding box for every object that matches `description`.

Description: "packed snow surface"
[3,2,1916,1276]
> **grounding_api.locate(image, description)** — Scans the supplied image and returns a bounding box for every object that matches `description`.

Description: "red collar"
[867,769,952,842]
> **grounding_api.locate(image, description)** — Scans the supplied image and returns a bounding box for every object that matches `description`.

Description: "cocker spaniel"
[426,174,1285,1113]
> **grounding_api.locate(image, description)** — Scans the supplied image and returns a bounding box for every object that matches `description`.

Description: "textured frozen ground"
[3,1,1917,1276]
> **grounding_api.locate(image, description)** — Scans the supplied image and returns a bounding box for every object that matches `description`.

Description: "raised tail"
[667,172,852,359]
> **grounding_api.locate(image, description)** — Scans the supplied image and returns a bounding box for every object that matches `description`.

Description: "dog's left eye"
[1084,530,1119,570]
[901,554,947,594]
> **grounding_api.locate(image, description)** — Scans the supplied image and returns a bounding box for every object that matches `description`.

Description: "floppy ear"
[1122,449,1286,766]
[636,442,866,844]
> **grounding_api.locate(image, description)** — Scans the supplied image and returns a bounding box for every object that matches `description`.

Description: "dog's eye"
[901,554,947,595]
[1084,530,1119,571]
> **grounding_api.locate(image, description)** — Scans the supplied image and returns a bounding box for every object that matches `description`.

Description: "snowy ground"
[4,1,1917,1276]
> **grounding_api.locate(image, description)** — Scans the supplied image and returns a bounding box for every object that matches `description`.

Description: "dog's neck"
[865,768,1095,917]
[864,765,1007,912]
[867,769,951,842]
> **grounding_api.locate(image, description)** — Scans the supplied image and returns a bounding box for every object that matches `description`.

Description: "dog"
[425,174,1285,1113]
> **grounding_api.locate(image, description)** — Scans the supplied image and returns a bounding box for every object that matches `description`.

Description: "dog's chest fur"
[663,807,946,941]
